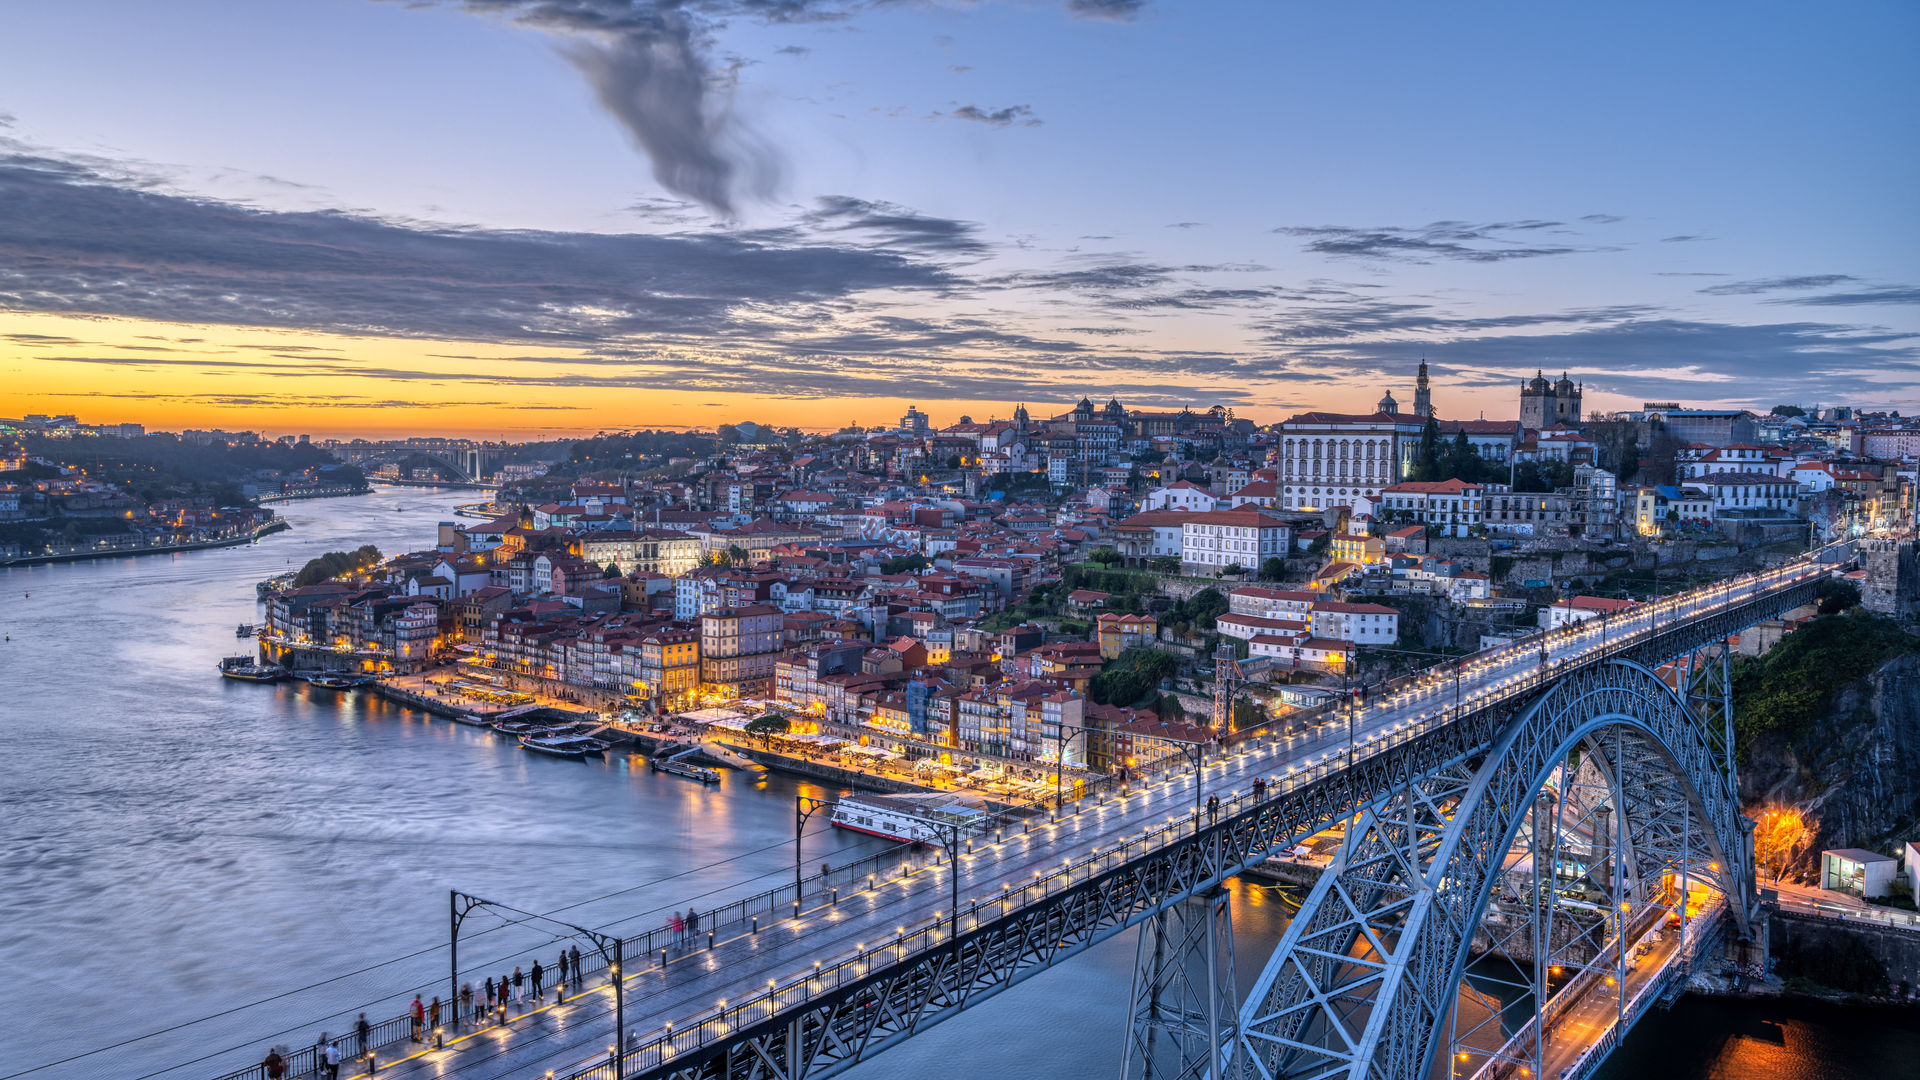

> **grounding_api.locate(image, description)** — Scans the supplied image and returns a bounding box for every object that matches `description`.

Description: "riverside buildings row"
[254,377,1914,776]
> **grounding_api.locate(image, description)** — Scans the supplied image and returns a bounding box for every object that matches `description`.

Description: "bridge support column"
[1121,886,1238,1080]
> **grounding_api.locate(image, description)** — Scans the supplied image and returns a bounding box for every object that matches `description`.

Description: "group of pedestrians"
[455,944,587,1030]
[668,906,702,946]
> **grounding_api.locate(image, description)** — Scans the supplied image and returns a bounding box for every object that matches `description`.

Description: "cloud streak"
[1277,219,1606,264]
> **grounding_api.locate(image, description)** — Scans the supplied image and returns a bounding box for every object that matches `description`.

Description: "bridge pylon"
[1121,886,1239,1080]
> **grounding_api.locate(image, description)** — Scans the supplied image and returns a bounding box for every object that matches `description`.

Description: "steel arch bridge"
[1236,657,1749,1080]
[578,576,1813,1080]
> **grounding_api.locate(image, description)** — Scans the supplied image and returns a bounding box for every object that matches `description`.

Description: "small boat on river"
[307,673,370,690]
[235,623,255,637]
[521,734,607,759]
[218,656,287,683]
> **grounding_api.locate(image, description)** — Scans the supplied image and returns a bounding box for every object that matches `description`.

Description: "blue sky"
[0,1,1915,435]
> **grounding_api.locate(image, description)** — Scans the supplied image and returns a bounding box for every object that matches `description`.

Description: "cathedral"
[1519,371,1583,429]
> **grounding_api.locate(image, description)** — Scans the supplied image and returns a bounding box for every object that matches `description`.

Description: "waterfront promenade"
[0,518,288,566]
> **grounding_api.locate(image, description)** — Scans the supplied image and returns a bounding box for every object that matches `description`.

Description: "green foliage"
[292,545,383,588]
[1770,404,1808,418]
[1306,534,1330,558]
[25,432,333,493]
[1087,546,1123,567]
[1511,458,1575,493]
[1232,696,1264,730]
[1149,555,1182,574]
[1179,588,1229,630]
[1815,577,1861,615]
[882,554,929,574]
[1258,556,1286,582]
[1090,647,1181,707]
[1732,611,1919,750]
[745,714,790,740]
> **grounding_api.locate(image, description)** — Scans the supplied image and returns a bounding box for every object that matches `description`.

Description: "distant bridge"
[330,441,505,484]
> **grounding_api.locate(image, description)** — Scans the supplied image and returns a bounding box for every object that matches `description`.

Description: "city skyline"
[2,1,1917,438]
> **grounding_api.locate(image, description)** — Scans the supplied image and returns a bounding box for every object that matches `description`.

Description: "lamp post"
[795,796,838,916]
[449,891,629,1076]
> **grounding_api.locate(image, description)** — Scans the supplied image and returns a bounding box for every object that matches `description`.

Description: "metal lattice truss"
[1124,888,1241,1080]
[1235,660,1751,1080]
[614,581,1812,1080]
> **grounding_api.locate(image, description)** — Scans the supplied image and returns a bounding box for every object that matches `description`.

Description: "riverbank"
[255,486,366,504]
[0,518,289,567]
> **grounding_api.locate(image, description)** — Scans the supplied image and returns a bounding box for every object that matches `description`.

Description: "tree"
[1410,418,1443,481]
[1770,404,1808,418]
[744,713,790,747]
[1258,556,1286,582]
[882,554,929,574]
[1816,577,1861,615]
[726,544,750,566]
[1232,696,1265,731]
[946,454,962,469]
[603,563,622,578]
[1220,562,1247,578]
[1149,555,1182,574]
[1087,547,1124,567]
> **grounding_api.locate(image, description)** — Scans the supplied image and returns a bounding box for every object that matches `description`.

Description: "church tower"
[1519,371,1552,430]
[1413,360,1433,418]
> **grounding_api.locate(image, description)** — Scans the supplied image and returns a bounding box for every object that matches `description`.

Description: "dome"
[1377,390,1399,414]
[1528,370,1550,391]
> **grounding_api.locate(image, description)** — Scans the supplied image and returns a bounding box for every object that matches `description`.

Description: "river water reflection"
[0,487,1887,1080]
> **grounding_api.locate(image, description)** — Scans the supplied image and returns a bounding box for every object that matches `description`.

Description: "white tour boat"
[829,793,993,844]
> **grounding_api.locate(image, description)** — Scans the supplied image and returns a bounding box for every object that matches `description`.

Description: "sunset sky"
[1,1,1916,438]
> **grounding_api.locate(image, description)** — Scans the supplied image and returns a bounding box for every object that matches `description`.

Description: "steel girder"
[1123,887,1241,1080]
[602,581,1814,1080]
[1235,659,1750,1080]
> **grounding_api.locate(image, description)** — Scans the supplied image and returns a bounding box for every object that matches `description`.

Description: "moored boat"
[235,623,255,637]
[217,656,287,683]
[829,793,993,844]
[650,756,721,783]
[521,734,592,759]
[306,673,370,690]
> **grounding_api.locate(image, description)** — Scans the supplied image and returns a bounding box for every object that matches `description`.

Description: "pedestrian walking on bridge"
[531,960,545,1002]
[1207,793,1220,824]
[461,983,473,1025]
[687,907,700,939]
[409,995,425,1041]
[324,1041,341,1080]
[570,945,582,983]
[262,1049,285,1080]
[512,965,524,1005]
[670,911,685,946]
[557,948,570,993]
[429,996,441,1036]
[355,1014,370,1057]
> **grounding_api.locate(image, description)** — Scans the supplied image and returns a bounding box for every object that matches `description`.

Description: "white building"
[1380,479,1485,537]
[1276,409,1424,512]
[1308,601,1399,645]
[1143,481,1221,513]
[1179,509,1296,574]
[1545,595,1635,629]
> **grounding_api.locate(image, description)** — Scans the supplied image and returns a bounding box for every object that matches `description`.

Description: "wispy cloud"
[1276,219,1608,264]
[947,104,1041,128]
[1700,274,1857,296]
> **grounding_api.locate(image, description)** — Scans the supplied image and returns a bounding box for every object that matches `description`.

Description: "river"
[0,487,1897,1080]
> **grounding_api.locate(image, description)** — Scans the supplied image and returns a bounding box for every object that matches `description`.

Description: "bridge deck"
[246,563,1822,1080]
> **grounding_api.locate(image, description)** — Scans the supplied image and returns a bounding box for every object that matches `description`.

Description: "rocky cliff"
[1741,648,1920,878]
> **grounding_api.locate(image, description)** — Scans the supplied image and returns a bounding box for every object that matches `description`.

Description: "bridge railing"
[1547,900,1727,1080]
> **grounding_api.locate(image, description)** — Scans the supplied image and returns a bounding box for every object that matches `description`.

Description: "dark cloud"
[949,104,1041,128]
[414,2,850,215]
[1771,285,1920,308]
[1580,214,1624,224]
[1067,0,1146,20]
[775,44,811,56]
[798,195,987,255]
[0,152,953,347]
[1659,234,1712,243]
[1277,220,1601,264]
[1700,274,1857,295]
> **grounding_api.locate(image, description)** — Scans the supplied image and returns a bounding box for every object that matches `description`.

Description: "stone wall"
[1860,539,1919,621]
[1769,908,1920,995]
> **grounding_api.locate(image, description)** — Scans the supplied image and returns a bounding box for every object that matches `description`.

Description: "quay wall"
[732,745,935,795]
[0,519,288,567]
[1769,906,1920,993]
